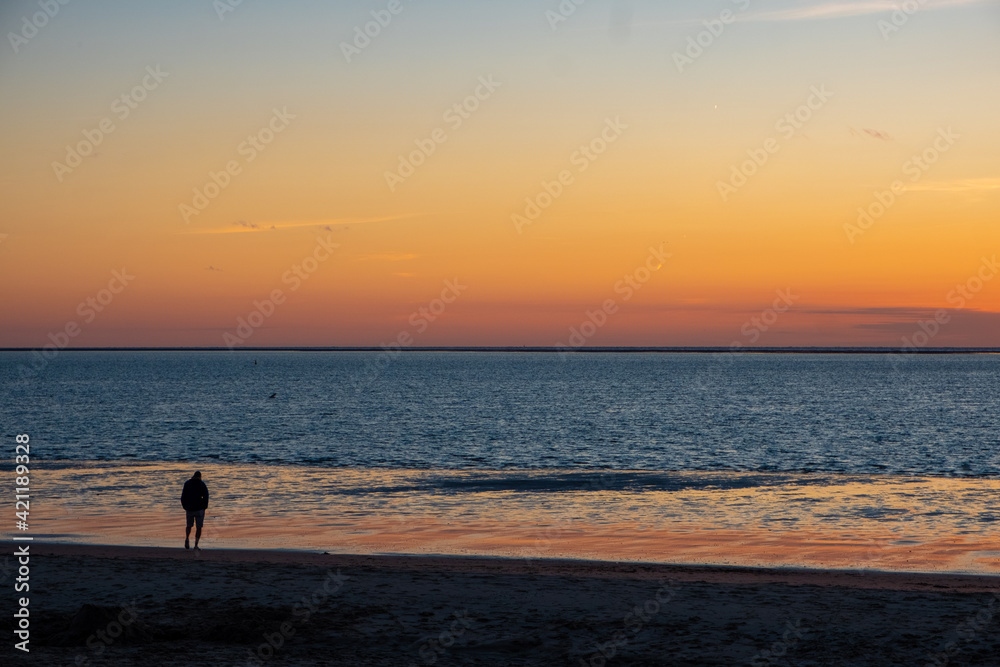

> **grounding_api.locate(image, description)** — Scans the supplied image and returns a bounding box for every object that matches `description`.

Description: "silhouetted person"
[181,471,209,550]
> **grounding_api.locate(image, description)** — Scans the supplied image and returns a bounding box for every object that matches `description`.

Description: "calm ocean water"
[2,351,998,476]
[5,351,999,570]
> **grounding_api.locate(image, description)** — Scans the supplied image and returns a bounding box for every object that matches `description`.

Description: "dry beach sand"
[8,544,1000,666]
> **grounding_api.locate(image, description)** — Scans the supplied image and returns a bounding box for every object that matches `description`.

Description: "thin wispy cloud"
[181,214,426,235]
[849,126,893,141]
[746,0,987,22]
[806,307,943,317]
[356,253,419,262]
[904,177,1000,193]
[854,309,1000,333]
[573,0,983,34]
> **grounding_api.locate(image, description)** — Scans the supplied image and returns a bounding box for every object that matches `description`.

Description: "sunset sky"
[1,0,998,347]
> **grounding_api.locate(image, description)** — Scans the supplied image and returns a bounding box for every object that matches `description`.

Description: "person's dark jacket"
[181,478,209,511]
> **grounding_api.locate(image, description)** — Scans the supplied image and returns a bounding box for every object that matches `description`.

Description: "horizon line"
[2,347,999,354]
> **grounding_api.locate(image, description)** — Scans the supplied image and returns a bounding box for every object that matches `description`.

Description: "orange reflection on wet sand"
[23,511,1000,574]
[16,462,1000,575]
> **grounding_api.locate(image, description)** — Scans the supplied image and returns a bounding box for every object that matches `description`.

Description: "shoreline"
[5,346,1000,353]
[33,543,1000,593]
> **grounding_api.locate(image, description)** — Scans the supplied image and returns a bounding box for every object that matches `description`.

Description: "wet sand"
[28,463,1000,575]
[13,544,1000,666]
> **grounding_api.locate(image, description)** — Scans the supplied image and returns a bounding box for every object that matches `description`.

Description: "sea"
[3,351,998,573]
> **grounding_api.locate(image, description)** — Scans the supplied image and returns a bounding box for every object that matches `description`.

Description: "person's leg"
[185,513,193,549]
[194,511,204,548]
